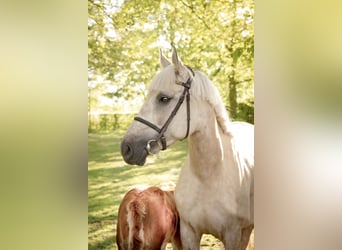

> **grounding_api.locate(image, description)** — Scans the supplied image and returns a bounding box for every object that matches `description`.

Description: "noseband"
[134,67,194,154]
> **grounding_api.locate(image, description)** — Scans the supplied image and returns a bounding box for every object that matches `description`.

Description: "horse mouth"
[122,151,147,166]
[136,153,147,166]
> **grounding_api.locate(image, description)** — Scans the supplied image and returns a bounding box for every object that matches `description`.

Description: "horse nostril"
[126,145,131,154]
[121,140,133,160]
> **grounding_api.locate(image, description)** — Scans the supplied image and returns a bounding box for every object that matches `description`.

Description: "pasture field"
[88,131,225,249]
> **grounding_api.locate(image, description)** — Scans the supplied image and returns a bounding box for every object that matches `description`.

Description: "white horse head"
[121,46,231,166]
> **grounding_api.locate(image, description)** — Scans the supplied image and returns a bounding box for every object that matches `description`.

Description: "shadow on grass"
[88,132,123,164]
[88,227,116,250]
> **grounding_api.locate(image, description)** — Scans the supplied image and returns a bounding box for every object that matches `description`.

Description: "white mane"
[149,65,232,135]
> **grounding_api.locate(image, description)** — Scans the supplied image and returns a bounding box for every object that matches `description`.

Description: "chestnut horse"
[116,186,182,250]
[121,46,254,249]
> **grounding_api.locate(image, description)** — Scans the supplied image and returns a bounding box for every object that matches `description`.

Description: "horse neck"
[188,108,232,180]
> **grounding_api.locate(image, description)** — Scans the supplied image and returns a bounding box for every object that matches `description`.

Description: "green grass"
[88,131,224,249]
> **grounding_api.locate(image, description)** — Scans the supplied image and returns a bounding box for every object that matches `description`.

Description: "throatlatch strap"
[184,91,190,139]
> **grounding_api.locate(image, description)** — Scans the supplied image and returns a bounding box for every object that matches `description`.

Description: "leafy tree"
[88,0,254,123]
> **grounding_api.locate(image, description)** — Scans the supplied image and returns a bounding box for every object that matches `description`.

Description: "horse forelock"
[149,65,178,93]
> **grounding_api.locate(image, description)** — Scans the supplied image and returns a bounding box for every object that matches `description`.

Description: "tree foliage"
[88,0,254,123]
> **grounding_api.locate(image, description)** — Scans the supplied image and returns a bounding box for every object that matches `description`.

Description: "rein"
[134,66,194,154]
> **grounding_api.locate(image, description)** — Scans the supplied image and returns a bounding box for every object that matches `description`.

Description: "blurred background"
[0,0,341,249]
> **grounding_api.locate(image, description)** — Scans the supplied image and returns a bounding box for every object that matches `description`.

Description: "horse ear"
[160,49,171,68]
[171,45,184,73]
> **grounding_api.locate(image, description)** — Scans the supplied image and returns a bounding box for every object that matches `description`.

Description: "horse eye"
[159,95,171,103]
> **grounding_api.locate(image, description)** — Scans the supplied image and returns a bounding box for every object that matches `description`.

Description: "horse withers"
[121,46,254,249]
[116,186,182,250]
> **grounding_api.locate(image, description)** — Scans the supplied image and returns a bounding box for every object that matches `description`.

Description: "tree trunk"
[229,72,237,119]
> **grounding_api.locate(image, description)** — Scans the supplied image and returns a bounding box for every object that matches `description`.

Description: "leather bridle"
[134,66,194,155]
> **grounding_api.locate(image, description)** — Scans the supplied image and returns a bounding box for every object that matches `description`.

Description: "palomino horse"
[121,46,254,250]
[116,186,182,250]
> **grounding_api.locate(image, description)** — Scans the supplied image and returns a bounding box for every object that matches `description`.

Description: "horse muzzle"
[120,138,148,166]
